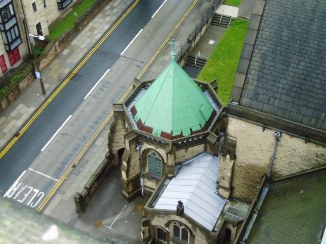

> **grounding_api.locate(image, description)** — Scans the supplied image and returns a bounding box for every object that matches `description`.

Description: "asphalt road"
[1,0,197,209]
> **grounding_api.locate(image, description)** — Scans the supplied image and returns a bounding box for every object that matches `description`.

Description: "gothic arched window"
[172,223,189,243]
[157,227,167,241]
[147,151,162,178]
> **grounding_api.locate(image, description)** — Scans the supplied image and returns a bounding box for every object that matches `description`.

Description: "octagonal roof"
[132,58,215,138]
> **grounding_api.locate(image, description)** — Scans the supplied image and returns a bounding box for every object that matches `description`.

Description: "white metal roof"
[154,153,226,231]
[322,227,326,244]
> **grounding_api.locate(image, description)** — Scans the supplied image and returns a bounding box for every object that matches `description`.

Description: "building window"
[1,25,19,44]
[173,225,180,238]
[0,2,22,51]
[181,228,189,242]
[1,25,21,51]
[157,228,166,241]
[0,3,14,22]
[7,47,20,66]
[0,54,7,73]
[36,22,43,36]
[172,224,189,243]
[57,0,73,10]
[147,151,162,178]
[32,2,37,12]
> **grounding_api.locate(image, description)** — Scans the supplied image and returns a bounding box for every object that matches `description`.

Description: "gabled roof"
[133,58,215,138]
[238,0,326,131]
[247,169,326,243]
[154,153,226,231]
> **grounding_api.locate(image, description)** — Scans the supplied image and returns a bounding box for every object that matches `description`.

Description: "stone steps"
[186,55,207,68]
[211,13,232,28]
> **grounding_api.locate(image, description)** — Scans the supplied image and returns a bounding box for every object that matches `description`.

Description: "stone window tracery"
[157,227,167,242]
[171,223,189,243]
[147,151,162,179]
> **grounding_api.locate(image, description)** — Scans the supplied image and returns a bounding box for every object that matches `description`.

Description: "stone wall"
[273,133,326,178]
[226,116,326,203]
[228,117,274,202]
[144,210,216,244]
[74,155,114,216]
[0,73,34,112]
[108,108,126,162]
[175,144,205,163]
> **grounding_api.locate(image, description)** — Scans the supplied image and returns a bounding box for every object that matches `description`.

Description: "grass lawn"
[223,0,242,7]
[197,18,249,104]
[47,0,96,40]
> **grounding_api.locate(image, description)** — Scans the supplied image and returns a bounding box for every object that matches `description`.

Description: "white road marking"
[3,170,45,208]
[104,224,114,230]
[151,0,168,18]
[3,170,26,197]
[41,115,72,152]
[84,68,111,100]
[120,29,143,56]
[29,168,58,182]
[109,204,128,229]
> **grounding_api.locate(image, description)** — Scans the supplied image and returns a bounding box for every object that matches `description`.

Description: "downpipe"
[136,141,144,195]
[268,131,281,182]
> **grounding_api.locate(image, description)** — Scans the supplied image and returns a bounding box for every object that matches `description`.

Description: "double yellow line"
[0,1,139,159]
[36,85,133,212]
[36,0,200,212]
[137,0,200,80]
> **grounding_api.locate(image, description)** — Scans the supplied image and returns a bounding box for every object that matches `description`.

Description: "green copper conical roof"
[134,58,214,138]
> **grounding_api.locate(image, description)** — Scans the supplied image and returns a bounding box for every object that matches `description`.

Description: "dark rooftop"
[247,169,326,244]
[239,0,326,131]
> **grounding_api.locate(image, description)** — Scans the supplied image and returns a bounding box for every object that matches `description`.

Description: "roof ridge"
[141,62,174,126]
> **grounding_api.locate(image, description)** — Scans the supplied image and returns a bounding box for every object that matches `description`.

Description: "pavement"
[0,0,253,242]
[0,0,135,150]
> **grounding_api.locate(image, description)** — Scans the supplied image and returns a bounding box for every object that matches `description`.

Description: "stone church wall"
[175,144,205,163]
[146,212,216,244]
[273,134,326,177]
[108,110,126,163]
[226,116,326,203]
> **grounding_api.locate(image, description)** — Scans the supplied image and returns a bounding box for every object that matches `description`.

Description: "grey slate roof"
[247,169,326,244]
[240,0,326,131]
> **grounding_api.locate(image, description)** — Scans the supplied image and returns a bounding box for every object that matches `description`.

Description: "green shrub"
[0,64,32,96]
[34,47,43,58]
[0,86,10,95]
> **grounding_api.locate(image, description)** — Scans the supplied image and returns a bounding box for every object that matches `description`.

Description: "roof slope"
[248,169,326,244]
[134,58,214,137]
[154,153,226,231]
[240,0,326,131]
